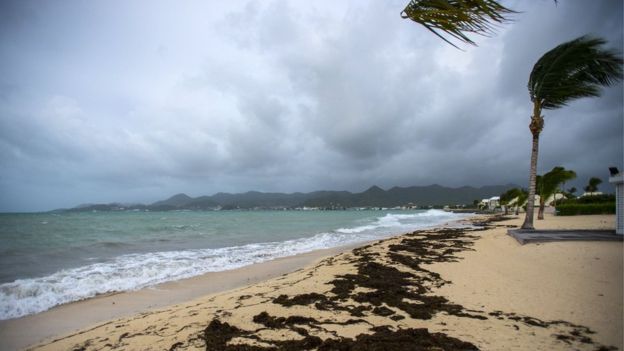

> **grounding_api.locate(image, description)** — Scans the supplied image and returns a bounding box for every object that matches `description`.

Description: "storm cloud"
[1,0,622,212]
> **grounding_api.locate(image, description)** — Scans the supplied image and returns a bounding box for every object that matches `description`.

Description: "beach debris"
[202,317,480,350]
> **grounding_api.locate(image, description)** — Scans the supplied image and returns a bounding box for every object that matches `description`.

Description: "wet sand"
[7,213,623,350]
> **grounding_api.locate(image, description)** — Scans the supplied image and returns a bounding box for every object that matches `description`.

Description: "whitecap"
[0,209,470,320]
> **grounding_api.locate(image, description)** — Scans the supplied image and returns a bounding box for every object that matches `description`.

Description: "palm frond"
[528,36,623,109]
[539,166,576,199]
[401,0,516,48]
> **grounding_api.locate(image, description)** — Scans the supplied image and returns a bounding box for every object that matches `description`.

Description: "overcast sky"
[1,0,622,212]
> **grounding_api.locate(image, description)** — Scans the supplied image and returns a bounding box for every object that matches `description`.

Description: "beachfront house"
[539,193,567,214]
[609,168,623,235]
[547,193,566,205]
[480,196,500,211]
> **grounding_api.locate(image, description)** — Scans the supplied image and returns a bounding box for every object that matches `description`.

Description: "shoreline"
[0,209,469,322]
[0,214,473,351]
[6,213,622,350]
[0,242,364,351]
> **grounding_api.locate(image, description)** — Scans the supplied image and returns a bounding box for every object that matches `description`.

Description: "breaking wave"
[0,209,468,320]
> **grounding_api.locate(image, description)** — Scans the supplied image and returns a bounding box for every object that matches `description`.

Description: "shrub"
[556,202,615,216]
[559,194,615,204]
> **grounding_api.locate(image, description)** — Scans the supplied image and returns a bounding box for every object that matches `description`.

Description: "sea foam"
[0,210,468,320]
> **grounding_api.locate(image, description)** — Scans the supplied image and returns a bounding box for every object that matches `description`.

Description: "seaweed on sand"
[192,216,614,351]
[202,317,479,351]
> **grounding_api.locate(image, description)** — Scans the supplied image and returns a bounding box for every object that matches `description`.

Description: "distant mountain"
[60,184,517,212]
[151,193,193,207]
[301,184,515,208]
[63,203,147,212]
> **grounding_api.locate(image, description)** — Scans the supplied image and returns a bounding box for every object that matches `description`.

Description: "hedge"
[556,202,616,216]
[559,194,615,204]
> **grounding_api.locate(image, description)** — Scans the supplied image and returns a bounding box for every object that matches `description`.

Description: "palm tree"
[536,166,576,220]
[400,0,516,48]
[584,177,602,196]
[500,188,521,215]
[514,188,528,215]
[521,36,623,229]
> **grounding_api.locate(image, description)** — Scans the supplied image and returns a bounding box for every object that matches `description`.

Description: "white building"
[580,191,603,197]
[480,196,500,210]
[609,170,623,235]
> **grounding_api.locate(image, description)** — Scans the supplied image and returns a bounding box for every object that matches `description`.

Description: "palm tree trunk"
[538,197,545,220]
[522,133,539,229]
[522,102,543,230]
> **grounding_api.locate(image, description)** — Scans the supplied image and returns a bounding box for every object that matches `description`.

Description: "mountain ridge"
[59,183,517,212]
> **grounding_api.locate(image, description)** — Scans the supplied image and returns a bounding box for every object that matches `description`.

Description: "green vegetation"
[554,178,611,216]
[560,194,615,204]
[500,188,520,215]
[498,188,528,215]
[536,166,576,220]
[584,177,603,195]
[565,187,578,199]
[400,0,515,48]
[556,194,615,216]
[514,189,529,215]
[521,36,623,229]
[556,203,615,216]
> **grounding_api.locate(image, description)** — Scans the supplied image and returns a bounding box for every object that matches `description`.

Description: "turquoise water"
[0,209,468,319]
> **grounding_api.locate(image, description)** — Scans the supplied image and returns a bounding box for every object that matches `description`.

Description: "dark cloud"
[0,0,622,212]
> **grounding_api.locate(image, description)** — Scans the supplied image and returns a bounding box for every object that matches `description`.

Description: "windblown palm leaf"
[535,167,576,219]
[529,36,624,109]
[400,0,516,47]
[539,167,576,200]
[500,187,522,214]
[516,189,528,206]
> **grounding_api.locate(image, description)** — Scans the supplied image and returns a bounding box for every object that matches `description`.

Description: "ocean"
[0,209,469,320]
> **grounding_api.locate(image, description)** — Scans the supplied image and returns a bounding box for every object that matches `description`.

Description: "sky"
[1,0,622,212]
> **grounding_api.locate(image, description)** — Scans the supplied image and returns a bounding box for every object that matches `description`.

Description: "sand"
[0,245,358,351]
[8,213,624,350]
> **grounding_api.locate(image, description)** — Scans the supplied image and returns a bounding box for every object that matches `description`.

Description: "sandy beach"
[6,213,623,350]
[0,245,360,351]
